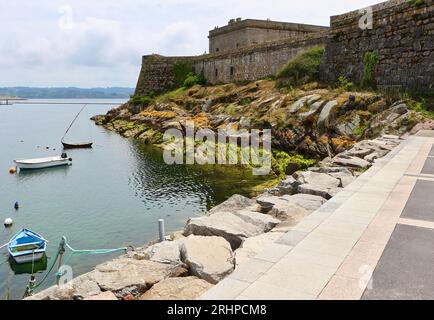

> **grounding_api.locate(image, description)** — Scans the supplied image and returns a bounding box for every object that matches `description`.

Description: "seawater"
[0,99,267,299]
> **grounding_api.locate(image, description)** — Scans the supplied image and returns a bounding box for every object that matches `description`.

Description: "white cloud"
[0,0,383,87]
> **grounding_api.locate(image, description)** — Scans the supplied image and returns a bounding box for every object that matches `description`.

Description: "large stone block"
[184,211,264,249]
[90,259,186,293]
[232,210,280,232]
[140,277,213,300]
[209,194,255,215]
[293,171,341,188]
[297,183,341,200]
[234,232,285,267]
[317,100,338,131]
[180,236,235,284]
[143,241,182,264]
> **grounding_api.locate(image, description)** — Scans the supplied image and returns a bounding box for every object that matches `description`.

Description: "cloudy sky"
[0,0,381,88]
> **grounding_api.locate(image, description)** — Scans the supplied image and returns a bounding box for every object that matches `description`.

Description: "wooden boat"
[14,153,72,170]
[8,229,48,264]
[62,141,93,149]
[9,254,47,275]
[61,104,93,149]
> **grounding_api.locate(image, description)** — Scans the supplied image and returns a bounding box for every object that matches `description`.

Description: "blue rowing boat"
[8,229,47,264]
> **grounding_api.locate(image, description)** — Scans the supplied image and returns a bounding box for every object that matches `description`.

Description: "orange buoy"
[9,167,17,174]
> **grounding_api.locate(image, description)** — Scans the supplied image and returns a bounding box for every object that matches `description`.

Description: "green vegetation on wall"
[183,72,207,88]
[406,0,425,6]
[362,51,379,88]
[276,47,325,86]
[172,62,194,87]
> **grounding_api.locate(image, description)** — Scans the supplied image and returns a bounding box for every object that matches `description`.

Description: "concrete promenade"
[201,131,434,300]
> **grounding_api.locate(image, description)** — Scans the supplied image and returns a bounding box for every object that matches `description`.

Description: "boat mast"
[61,104,88,142]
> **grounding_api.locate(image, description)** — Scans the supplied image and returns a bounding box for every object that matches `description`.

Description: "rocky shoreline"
[27,134,404,300]
[92,81,423,161]
[27,80,433,300]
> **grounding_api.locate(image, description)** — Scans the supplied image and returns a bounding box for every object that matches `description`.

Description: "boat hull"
[62,142,93,149]
[10,251,46,264]
[14,157,71,170]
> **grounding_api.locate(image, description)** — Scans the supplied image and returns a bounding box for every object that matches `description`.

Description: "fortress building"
[135,0,434,96]
[135,19,328,95]
[208,19,328,53]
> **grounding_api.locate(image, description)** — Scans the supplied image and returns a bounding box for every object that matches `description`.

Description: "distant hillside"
[0,87,134,99]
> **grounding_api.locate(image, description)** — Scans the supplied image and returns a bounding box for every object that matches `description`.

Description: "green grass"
[276,47,325,86]
[130,94,155,106]
[353,123,368,136]
[155,87,187,103]
[225,104,238,116]
[240,97,254,105]
[408,101,434,119]
[337,75,354,92]
[261,75,276,81]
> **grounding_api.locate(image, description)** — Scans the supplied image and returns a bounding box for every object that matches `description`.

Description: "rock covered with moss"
[93,80,425,162]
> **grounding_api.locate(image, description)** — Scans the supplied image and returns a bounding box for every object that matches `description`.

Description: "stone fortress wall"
[135,0,434,96]
[134,55,196,96]
[194,33,327,85]
[134,20,329,95]
[320,0,434,93]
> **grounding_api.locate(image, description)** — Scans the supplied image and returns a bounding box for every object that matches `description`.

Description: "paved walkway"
[201,131,434,300]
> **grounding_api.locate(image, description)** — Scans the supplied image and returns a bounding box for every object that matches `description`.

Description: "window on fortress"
[215,69,218,77]
[230,67,234,76]
[216,48,220,52]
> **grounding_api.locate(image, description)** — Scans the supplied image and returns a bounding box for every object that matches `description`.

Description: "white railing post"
[158,219,166,242]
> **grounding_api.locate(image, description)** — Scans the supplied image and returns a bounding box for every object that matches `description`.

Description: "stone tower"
[208,18,329,53]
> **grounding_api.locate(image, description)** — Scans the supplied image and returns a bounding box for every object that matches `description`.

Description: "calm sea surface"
[0,99,266,299]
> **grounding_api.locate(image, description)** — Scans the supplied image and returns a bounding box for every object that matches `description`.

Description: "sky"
[0,0,382,88]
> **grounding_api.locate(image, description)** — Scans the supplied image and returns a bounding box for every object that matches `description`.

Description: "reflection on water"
[16,165,71,182]
[127,140,269,213]
[128,140,214,212]
[9,255,48,275]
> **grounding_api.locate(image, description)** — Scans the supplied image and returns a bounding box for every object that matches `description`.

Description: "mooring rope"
[0,242,10,266]
[63,237,128,255]
[27,237,128,295]
[31,247,62,291]
[0,242,9,250]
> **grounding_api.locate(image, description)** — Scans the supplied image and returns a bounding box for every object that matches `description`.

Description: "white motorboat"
[14,153,72,170]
